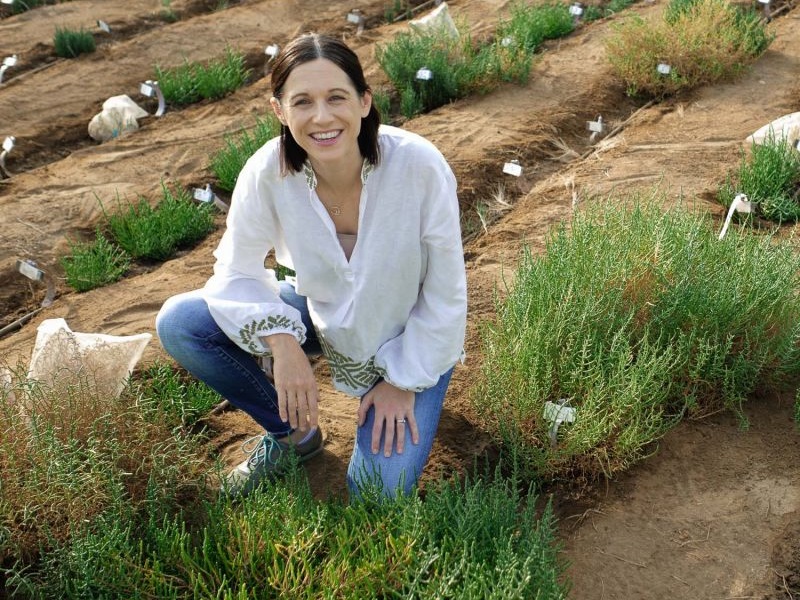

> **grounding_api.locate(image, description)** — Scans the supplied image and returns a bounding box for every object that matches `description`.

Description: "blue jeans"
[155,283,452,498]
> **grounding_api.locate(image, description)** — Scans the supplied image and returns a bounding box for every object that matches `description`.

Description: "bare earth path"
[1,0,799,597]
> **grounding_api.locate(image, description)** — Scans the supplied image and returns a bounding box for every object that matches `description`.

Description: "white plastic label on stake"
[794,139,800,152]
[0,135,14,177]
[192,184,229,213]
[15,259,56,306]
[569,3,583,16]
[264,44,280,60]
[587,116,604,133]
[139,80,166,117]
[415,67,433,81]
[347,9,366,33]
[0,56,15,85]
[718,193,753,240]
[0,0,14,4]
[543,399,576,448]
[657,63,672,75]
[500,36,514,47]
[543,400,576,424]
[97,19,111,33]
[16,259,44,282]
[502,159,523,177]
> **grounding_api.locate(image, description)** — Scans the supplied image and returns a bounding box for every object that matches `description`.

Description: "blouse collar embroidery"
[302,158,374,191]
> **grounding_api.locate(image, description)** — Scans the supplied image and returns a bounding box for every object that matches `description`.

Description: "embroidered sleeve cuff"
[239,315,307,355]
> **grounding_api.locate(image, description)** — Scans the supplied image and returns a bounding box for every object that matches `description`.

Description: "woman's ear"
[270,97,287,125]
[360,90,373,118]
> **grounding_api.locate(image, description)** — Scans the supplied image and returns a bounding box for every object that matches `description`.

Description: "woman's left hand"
[357,380,417,457]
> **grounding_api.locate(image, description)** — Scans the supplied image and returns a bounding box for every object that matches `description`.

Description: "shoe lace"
[241,433,282,471]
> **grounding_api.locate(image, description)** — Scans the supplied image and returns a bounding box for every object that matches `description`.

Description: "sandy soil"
[1,0,799,597]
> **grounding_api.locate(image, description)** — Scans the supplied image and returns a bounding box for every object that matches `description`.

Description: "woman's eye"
[330,95,346,102]
[292,98,311,106]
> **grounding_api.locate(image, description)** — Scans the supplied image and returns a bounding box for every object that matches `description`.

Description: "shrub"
[60,229,130,292]
[496,2,574,53]
[0,368,212,575]
[718,131,800,223]
[209,114,280,192]
[130,361,221,428]
[376,27,529,118]
[155,47,251,106]
[53,26,96,59]
[9,463,567,599]
[583,0,638,21]
[605,0,772,98]
[105,183,216,261]
[474,200,800,481]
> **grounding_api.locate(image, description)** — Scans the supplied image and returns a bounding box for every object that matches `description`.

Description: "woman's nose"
[313,102,333,123]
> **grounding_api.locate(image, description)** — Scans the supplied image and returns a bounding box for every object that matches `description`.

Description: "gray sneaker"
[222,427,324,498]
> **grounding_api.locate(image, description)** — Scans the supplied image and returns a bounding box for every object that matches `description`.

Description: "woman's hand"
[264,333,319,431]
[358,380,417,457]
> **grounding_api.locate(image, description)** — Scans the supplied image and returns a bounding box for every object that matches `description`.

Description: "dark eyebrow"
[288,88,352,100]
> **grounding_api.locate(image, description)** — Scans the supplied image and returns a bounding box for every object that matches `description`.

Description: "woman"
[156,33,466,500]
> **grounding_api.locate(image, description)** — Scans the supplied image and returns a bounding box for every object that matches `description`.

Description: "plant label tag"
[587,119,604,133]
[733,193,752,213]
[570,3,584,16]
[657,63,671,75]
[140,82,155,97]
[2,136,14,152]
[3,55,17,67]
[193,185,214,203]
[502,160,522,177]
[543,400,576,424]
[97,19,111,33]
[416,67,433,81]
[757,0,769,5]
[794,139,800,152]
[264,44,280,59]
[718,194,752,239]
[16,259,44,282]
[500,36,514,47]
[347,10,363,23]
[0,0,14,5]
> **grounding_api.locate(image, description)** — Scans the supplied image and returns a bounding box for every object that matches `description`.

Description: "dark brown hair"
[271,33,381,174]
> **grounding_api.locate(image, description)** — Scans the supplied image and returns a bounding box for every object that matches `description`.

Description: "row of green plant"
[581,0,639,22]
[376,2,575,119]
[475,199,800,482]
[1,0,67,16]
[60,183,216,292]
[606,0,772,98]
[0,363,566,599]
[155,47,251,106]
[53,26,95,58]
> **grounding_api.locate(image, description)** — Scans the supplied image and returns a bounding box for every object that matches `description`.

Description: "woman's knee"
[155,291,207,347]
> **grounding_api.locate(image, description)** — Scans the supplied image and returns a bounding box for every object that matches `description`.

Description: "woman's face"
[271,58,372,171]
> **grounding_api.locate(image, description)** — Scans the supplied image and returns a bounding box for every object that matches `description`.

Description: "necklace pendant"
[330,206,341,216]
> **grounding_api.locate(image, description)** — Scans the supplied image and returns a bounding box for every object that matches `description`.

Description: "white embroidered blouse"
[203,125,467,397]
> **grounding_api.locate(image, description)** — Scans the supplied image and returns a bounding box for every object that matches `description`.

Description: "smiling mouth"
[311,130,341,141]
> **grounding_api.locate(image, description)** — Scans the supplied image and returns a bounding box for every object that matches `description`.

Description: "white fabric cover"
[88,95,149,142]
[409,2,459,38]
[746,112,800,147]
[27,318,151,398]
